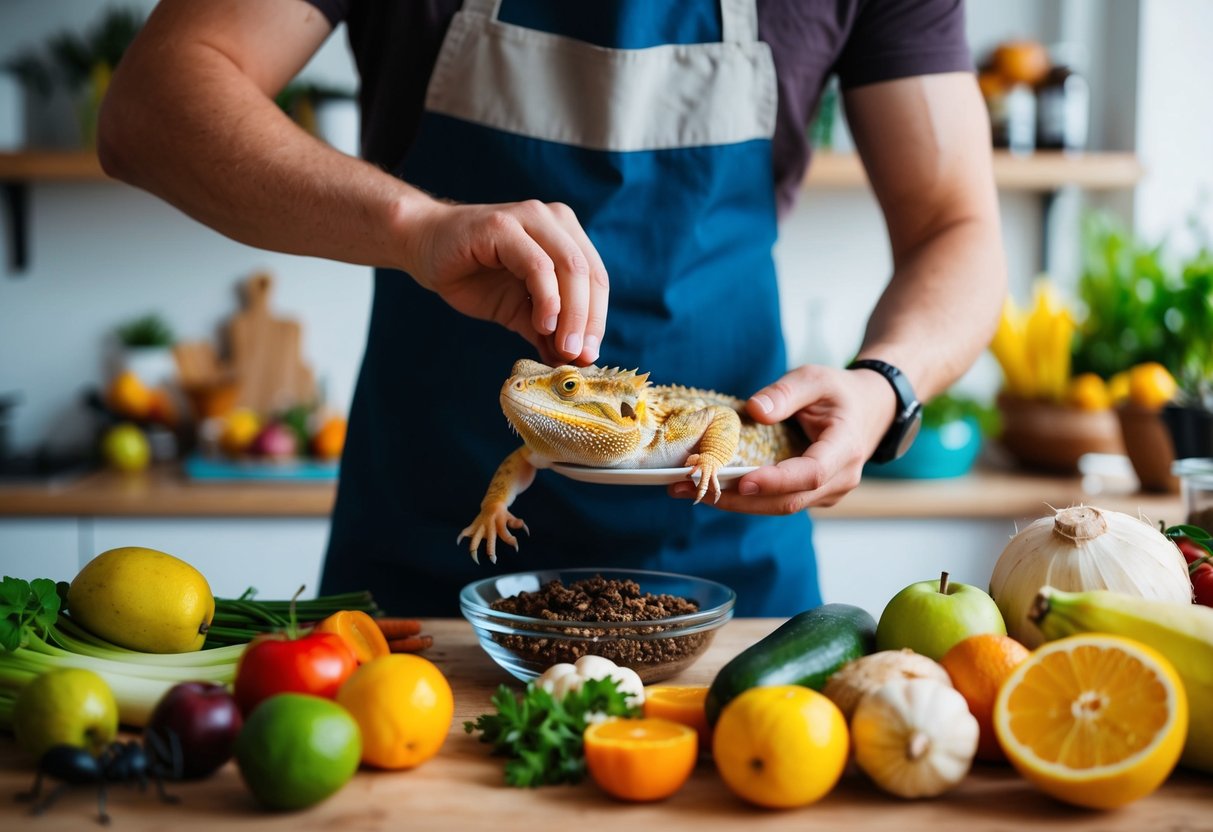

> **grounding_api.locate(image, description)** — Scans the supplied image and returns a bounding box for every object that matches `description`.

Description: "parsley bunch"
[0,576,62,652]
[465,677,640,787]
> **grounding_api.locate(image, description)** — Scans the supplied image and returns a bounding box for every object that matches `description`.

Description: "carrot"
[375,617,423,639]
[314,609,391,664]
[387,635,433,653]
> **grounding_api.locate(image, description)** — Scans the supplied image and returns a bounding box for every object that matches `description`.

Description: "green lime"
[101,423,150,472]
[235,694,361,811]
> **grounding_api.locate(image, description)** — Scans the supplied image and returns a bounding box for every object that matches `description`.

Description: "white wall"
[0,0,1173,452]
[1134,0,1213,253]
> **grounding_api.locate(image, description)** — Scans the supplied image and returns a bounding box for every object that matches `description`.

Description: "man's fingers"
[484,212,561,335]
[517,201,595,362]
[747,365,829,424]
[550,204,608,364]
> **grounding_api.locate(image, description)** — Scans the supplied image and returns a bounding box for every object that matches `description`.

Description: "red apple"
[145,681,243,779]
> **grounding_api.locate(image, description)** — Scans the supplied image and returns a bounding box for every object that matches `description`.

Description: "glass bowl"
[460,568,736,684]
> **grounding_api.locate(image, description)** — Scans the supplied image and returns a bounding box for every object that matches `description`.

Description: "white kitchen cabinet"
[88,518,332,600]
[812,517,1016,618]
[0,519,82,582]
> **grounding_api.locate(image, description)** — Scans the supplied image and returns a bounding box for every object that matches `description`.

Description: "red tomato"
[1177,537,1213,608]
[233,632,358,716]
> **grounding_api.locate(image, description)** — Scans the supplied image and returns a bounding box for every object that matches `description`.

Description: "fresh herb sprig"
[465,677,639,787]
[0,576,62,652]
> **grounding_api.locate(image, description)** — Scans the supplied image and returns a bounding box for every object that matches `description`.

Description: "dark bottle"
[1036,47,1090,152]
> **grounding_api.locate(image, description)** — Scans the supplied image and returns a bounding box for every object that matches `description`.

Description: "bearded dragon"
[458,359,808,562]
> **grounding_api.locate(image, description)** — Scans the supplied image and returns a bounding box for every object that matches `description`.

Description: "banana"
[1030,586,1213,774]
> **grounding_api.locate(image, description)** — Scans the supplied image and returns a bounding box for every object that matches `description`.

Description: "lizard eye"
[559,377,579,395]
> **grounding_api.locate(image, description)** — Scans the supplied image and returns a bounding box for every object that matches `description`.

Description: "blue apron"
[321,0,821,617]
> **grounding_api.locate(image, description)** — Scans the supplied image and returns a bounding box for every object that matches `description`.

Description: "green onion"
[206,588,381,646]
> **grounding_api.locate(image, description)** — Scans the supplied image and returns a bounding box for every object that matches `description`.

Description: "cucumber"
[705,603,876,725]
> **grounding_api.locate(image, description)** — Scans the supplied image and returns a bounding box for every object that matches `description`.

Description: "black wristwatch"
[847,359,923,463]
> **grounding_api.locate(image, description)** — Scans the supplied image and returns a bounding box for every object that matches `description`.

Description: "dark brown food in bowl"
[488,575,710,680]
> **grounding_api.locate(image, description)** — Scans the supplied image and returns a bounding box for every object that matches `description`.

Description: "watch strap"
[847,358,921,463]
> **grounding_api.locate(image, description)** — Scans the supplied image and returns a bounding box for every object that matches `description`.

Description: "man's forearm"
[98,25,427,271]
[855,214,1006,401]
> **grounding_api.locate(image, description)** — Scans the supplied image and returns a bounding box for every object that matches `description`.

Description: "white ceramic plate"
[548,462,758,488]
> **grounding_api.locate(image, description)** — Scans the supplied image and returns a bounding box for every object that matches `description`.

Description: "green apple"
[13,668,119,759]
[235,693,361,811]
[875,571,1006,661]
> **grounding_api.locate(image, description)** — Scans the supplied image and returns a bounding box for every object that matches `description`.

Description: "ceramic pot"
[996,394,1123,474]
[1116,403,1178,493]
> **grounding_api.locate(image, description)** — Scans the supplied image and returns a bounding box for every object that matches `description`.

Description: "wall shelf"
[1,148,1145,274]
[805,149,1144,191]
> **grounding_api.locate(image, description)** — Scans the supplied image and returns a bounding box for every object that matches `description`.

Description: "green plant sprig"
[464,677,640,788]
[0,576,61,652]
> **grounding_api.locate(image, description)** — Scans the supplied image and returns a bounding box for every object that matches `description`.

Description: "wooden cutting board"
[228,272,315,416]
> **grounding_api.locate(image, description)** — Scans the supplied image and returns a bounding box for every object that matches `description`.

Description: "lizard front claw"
[684,453,723,505]
[457,505,529,564]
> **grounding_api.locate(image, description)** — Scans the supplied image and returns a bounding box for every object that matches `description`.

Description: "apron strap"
[720,0,760,43]
[462,0,502,19]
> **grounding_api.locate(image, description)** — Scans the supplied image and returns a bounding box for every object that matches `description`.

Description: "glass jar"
[1172,458,1213,529]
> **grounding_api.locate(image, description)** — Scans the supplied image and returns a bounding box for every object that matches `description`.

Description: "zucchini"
[705,603,876,725]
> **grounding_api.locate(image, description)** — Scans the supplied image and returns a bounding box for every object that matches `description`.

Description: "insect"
[16,732,183,825]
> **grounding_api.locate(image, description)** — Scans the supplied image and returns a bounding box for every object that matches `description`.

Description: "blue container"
[864,416,982,480]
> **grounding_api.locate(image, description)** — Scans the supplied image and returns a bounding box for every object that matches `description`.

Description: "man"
[99,0,1005,615]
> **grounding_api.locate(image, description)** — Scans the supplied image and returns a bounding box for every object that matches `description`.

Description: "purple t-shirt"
[305,0,972,217]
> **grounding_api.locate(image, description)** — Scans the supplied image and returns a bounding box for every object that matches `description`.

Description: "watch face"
[894,406,924,459]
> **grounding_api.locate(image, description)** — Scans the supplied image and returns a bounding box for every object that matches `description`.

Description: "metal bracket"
[3,181,29,274]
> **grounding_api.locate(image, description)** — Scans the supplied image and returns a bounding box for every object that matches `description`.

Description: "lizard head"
[500,359,651,464]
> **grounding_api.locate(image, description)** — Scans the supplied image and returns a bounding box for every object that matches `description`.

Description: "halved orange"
[583,718,697,802]
[643,686,711,751]
[993,633,1188,809]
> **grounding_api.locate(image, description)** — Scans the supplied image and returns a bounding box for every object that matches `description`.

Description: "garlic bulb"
[851,679,978,798]
[823,649,953,721]
[535,655,645,707]
[990,505,1192,647]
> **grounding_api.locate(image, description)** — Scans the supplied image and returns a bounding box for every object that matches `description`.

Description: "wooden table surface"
[0,620,1207,831]
[0,463,1185,522]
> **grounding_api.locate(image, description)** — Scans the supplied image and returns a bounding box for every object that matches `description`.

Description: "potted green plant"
[4,7,144,146]
[116,313,176,387]
[1073,213,1213,487]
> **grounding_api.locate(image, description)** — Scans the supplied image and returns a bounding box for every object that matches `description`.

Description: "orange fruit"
[712,685,847,809]
[1127,362,1178,410]
[1065,373,1111,411]
[643,686,711,752]
[107,370,152,419]
[314,610,390,664]
[940,633,1030,762]
[311,416,347,460]
[991,40,1050,86]
[583,718,697,802]
[993,633,1187,809]
[336,654,454,769]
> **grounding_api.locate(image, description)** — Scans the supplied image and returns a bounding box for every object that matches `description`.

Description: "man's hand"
[401,198,608,366]
[669,364,896,512]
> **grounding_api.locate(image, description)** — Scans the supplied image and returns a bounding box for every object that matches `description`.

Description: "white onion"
[989,505,1193,647]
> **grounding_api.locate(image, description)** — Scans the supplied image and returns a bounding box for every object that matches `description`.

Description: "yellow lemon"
[993,633,1187,810]
[713,685,848,809]
[220,408,262,455]
[67,547,214,653]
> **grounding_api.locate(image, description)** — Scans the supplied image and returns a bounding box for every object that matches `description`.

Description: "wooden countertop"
[0,619,1205,831]
[0,463,1185,524]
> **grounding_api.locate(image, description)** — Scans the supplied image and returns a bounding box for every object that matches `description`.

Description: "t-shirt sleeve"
[834,0,973,90]
[301,0,349,27]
